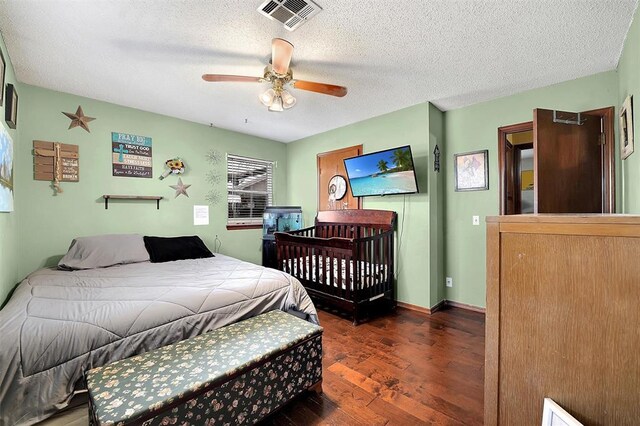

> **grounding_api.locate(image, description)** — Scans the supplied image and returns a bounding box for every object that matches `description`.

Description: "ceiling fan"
[202,38,348,112]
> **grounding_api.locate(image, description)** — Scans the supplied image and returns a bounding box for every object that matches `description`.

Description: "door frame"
[498,121,533,215]
[583,106,616,213]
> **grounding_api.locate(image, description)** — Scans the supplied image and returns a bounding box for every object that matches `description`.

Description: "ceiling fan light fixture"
[268,95,284,112]
[281,90,296,109]
[260,88,276,107]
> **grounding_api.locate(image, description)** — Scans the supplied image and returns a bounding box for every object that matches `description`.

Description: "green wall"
[444,71,619,307]
[618,5,640,213]
[14,85,287,283]
[0,34,20,304]
[286,103,436,308]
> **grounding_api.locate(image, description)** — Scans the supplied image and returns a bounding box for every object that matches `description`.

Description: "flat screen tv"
[343,145,419,197]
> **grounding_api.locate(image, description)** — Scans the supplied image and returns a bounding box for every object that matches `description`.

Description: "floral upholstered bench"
[86,310,323,425]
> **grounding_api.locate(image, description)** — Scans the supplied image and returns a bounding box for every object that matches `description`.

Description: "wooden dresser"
[485,215,640,425]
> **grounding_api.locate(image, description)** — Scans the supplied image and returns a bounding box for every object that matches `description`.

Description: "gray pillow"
[58,234,150,270]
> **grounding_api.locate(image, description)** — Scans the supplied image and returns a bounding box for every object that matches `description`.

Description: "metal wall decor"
[205,149,222,206]
[205,190,221,205]
[169,178,191,198]
[433,145,440,172]
[205,170,221,185]
[63,106,96,133]
[205,149,222,165]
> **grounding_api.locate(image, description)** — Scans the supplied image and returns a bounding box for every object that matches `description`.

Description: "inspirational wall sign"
[112,132,153,178]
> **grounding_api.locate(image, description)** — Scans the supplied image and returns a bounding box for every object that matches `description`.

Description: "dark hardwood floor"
[40,306,485,426]
[266,306,485,425]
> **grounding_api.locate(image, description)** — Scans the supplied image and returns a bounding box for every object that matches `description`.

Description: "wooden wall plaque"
[33,140,79,184]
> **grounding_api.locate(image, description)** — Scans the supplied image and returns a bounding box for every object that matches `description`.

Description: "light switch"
[472,215,480,226]
[446,277,453,288]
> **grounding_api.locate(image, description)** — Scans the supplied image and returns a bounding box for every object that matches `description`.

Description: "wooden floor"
[40,307,485,426]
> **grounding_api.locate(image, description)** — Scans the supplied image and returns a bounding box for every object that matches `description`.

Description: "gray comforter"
[0,254,317,426]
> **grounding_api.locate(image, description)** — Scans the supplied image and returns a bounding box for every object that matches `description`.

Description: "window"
[227,154,274,227]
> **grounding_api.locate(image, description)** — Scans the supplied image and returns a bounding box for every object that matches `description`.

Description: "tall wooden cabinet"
[485,215,640,425]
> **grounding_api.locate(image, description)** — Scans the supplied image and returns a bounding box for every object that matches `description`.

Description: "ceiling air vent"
[257,0,323,31]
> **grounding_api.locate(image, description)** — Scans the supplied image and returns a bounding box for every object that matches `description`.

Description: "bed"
[0,253,317,426]
[275,209,396,324]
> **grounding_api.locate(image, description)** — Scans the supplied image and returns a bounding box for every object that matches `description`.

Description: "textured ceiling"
[0,0,637,142]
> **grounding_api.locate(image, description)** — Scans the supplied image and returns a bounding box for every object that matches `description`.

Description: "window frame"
[226,154,274,230]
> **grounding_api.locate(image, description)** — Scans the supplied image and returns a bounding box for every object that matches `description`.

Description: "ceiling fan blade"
[271,38,294,75]
[202,74,262,83]
[291,80,348,97]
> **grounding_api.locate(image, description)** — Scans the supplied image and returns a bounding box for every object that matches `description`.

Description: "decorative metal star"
[62,106,96,133]
[170,178,191,198]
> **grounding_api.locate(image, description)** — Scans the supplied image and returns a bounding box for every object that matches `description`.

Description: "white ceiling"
[0,0,637,143]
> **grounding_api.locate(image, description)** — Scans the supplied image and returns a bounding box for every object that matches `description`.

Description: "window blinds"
[227,154,274,225]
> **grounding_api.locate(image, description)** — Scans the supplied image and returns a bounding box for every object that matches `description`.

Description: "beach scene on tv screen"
[345,147,418,196]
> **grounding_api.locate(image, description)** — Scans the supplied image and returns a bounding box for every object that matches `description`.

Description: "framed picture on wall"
[5,84,17,129]
[541,398,583,426]
[454,149,489,191]
[0,50,5,107]
[620,95,634,160]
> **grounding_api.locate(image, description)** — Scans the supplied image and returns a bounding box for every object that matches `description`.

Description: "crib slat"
[325,249,331,290]
[388,232,392,291]
[368,238,373,300]
[294,245,300,280]
[300,245,305,281]
[345,253,351,301]
[365,237,369,295]
[315,248,320,290]
[336,252,343,298]
[384,232,389,286]
[359,241,364,294]
[329,250,335,294]
[375,238,380,296]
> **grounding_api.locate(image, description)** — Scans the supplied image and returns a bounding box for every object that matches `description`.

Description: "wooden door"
[317,145,362,211]
[534,109,603,213]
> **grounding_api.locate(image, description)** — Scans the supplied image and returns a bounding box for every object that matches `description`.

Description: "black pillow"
[143,236,214,263]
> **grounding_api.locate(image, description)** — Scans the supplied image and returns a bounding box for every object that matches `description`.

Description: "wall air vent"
[257,0,322,32]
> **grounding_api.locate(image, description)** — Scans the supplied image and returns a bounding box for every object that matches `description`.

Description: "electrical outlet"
[472,215,480,226]
[446,277,453,288]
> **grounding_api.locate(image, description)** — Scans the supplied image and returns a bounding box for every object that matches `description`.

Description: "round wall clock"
[328,175,348,200]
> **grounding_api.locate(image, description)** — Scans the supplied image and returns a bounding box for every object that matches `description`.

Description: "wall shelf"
[102,195,163,210]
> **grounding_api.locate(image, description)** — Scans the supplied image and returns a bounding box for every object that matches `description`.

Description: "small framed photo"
[541,398,583,426]
[5,84,17,129]
[454,149,489,191]
[620,95,634,160]
[0,50,5,107]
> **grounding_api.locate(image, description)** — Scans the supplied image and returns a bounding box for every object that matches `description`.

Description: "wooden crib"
[275,209,396,324]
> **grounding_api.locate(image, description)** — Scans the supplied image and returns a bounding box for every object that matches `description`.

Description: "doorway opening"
[498,122,533,215]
